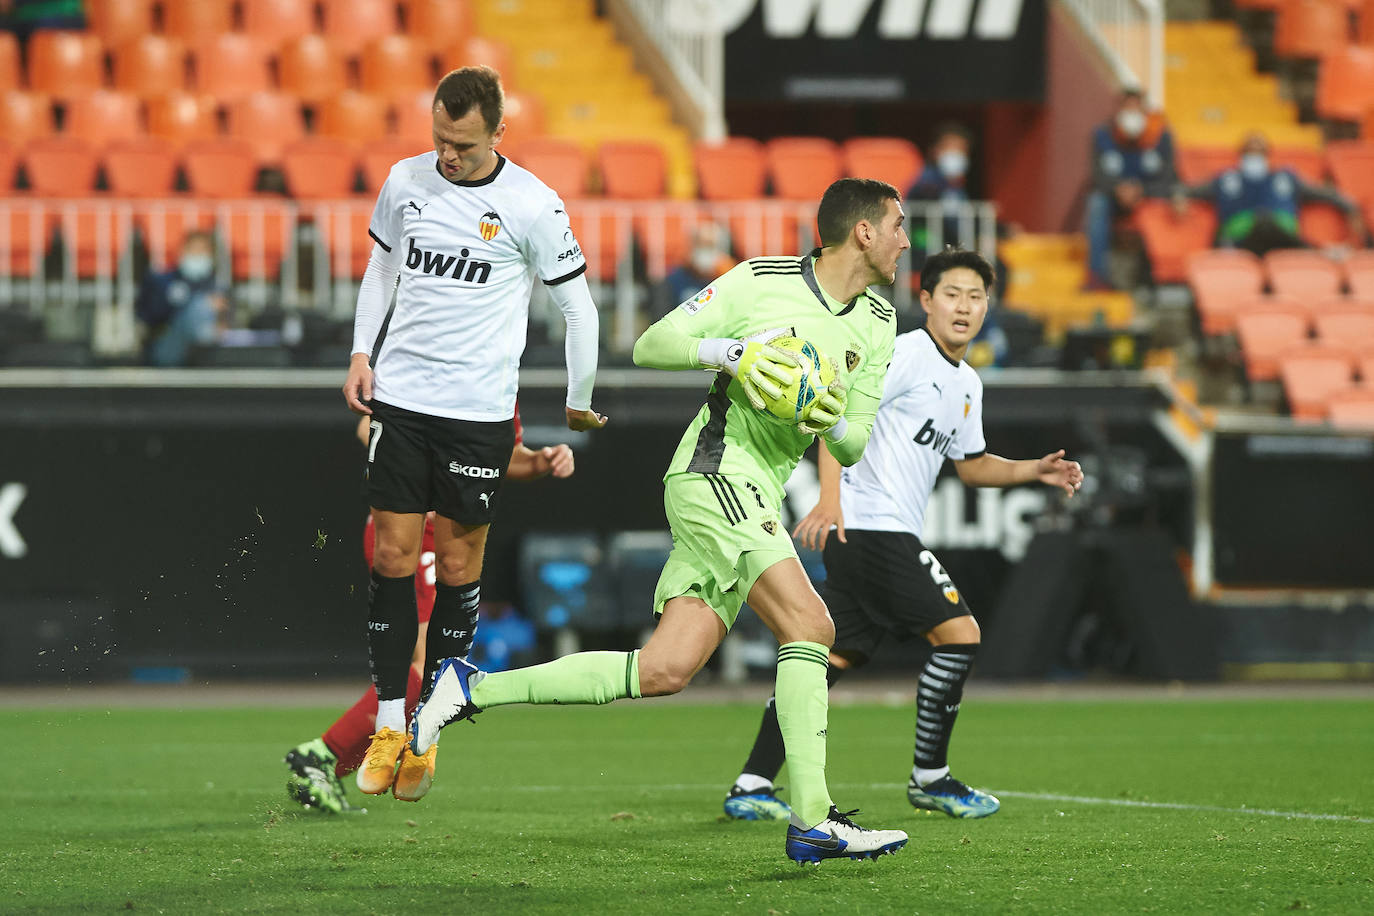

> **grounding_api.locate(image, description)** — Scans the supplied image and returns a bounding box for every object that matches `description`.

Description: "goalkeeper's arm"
[821,387,879,466]
[632,309,715,371]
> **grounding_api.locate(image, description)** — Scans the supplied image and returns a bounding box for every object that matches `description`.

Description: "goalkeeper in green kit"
[410,178,909,865]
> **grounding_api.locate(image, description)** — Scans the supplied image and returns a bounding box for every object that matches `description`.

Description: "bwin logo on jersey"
[913,417,957,457]
[478,210,502,241]
[449,462,502,479]
[406,239,493,284]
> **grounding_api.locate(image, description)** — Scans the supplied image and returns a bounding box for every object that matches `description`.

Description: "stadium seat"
[1344,250,1374,298]
[729,203,815,260]
[1362,0,1374,43]
[3,204,46,275]
[24,136,99,195]
[402,0,474,55]
[391,90,436,144]
[227,91,306,166]
[183,139,260,198]
[86,0,156,48]
[510,137,588,198]
[1325,140,1374,202]
[281,138,359,199]
[0,91,54,150]
[1358,343,1374,380]
[26,31,105,100]
[103,138,178,197]
[570,208,631,281]
[1237,310,1311,380]
[632,202,712,279]
[1316,45,1374,122]
[360,138,426,191]
[765,137,842,200]
[598,141,666,199]
[191,34,273,103]
[162,0,235,44]
[320,0,401,57]
[316,198,373,277]
[241,0,317,47]
[1315,307,1374,343]
[1280,346,1357,420]
[0,140,16,190]
[0,31,18,93]
[1327,386,1374,427]
[1136,199,1218,284]
[221,199,292,279]
[314,91,390,150]
[277,35,349,104]
[440,36,516,84]
[840,137,922,193]
[500,91,545,146]
[1176,147,1236,185]
[1299,201,1360,247]
[1273,147,1328,184]
[1187,249,1266,334]
[360,35,434,101]
[694,138,766,201]
[146,92,219,152]
[1265,249,1344,298]
[60,89,142,149]
[1274,0,1350,62]
[112,35,189,97]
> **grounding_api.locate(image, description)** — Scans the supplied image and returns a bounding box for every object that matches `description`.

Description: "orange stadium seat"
[314,91,390,150]
[599,141,666,199]
[192,34,273,103]
[441,36,515,83]
[24,136,99,195]
[27,31,105,99]
[3,202,47,274]
[1325,140,1374,202]
[729,204,815,259]
[1327,386,1374,427]
[317,198,374,277]
[241,0,317,47]
[1237,309,1311,380]
[359,36,434,101]
[360,138,427,191]
[1362,0,1374,42]
[1176,148,1236,185]
[103,137,179,197]
[162,0,235,44]
[0,91,53,149]
[1136,199,1218,284]
[87,0,156,48]
[1265,249,1344,298]
[1273,147,1328,184]
[112,35,189,97]
[0,31,19,92]
[1316,45,1374,122]
[694,138,766,201]
[1344,250,1374,297]
[1274,0,1350,62]
[146,91,219,152]
[221,200,292,279]
[403,0,474,55]
[1315,307,1374,343]
[1359,344,1374,379]
[1281,346,1357,419]
[183,138,260,198]
[510,137,588,198]
[568,207,630,281]
[227,91,306,166]
[632,202,712,279]
[281,138,359,199]
[840,137,922,192]
[499,90,544,145]
[277,35,350,104]
[766,137,842,200]
[1299,201,1360,246]
[0,140,16,190]
[320,0,401,57]
[62,89,142,149]
[391,90,435,143]
[1188,249,1266,334]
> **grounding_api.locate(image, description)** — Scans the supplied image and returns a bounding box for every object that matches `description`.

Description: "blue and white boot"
[410,657,484,755]
[785,806,908,865]
[907,775,1000,818]
[724,784,791,821]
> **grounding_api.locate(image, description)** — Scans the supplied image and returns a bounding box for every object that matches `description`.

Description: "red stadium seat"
[511,138,588,199]
[766,137,842,200]
[162,0,235,44]
[598,141,666,199]
[1265,249,1344,299]
[359,35,434,101]
[281,138,359,199]
[0,91,54,150]
[146,91,219,152]
[841,137,922,192]
[1136,199,1218,285]
[27,31,105,100]
[320,0,401,57]
[86,0,156,48]
[183,139,259,198]
[191,34,273,103]
[112,35,189,97]
[694,138,766,201]
[1187,249,1266,334]
[277,35,350,104]
[314,91,390,150]
[1280,346,1357,420]
[227,91,306,166]
[241,0,317,48]
[360,138,427,192]
[61,89,142,149]
[1237,309,1312,380]
[0,30,19,93]
[24,136,99,195]
[402,0,474,55]
[103,138,179,197]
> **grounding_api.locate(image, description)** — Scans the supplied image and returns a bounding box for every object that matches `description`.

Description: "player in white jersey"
[722,247,1083,821]
[340,67,606,803]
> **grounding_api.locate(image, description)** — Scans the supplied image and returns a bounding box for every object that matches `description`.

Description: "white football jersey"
[365,151,586,420]
[840,328,986,537]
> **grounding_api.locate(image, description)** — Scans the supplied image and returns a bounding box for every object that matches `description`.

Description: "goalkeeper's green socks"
[775,641,834,828]
[469,650,641,708]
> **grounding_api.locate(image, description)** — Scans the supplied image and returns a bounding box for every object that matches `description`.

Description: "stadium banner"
[720,0,1048,102]
[0,371,1185,681]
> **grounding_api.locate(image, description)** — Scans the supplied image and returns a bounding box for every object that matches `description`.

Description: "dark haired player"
[722,247,1083,821]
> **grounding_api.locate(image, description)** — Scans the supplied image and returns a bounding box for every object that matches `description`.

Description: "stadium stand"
[598,141,667,199]
[314,91,390,151]
[192,33,274,103]
[103,138,179,198]
[360,138,426,192]
[240,0,317,47]
[840,137,924,193]
[1315,46,1374,125]
[112,34,190,97]
[62,89,142,149]
[1265,249,1345,299]
[146,92,220,152]
[1327,386,1374,427]
[765,137,843,201]
[162,0,236,45]
[694,138,767,201]
[276,34,349,103]
[281,138,359,199]
[85,0,155,48]
[1237,309,1310,381]
[359,35,433,101]
[510,137,590,199]
[26,30,104,100]
[227,91,308,167]
[0,30,17,92]
[182,139,259,198]
[0,91,53,153]
[320,0,401,56]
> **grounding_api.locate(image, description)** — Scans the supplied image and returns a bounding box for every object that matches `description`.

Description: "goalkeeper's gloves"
[797,361,849,440]
[697,327,799,411]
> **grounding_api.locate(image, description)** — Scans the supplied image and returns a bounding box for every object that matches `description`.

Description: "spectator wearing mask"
[650,221,736,319]
[135,230,230,367]
[1085,88,1176,288]
[908,123,974,255]
[1175,132,1363,256]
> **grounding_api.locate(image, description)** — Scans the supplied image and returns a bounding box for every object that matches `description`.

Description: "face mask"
[1116,109,1147,138]
[937,150,967,179]
[690,246,718,275]
[1240,153,1268,181]
[179,253,214,282]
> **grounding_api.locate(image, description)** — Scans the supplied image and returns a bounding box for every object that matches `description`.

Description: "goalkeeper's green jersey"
[634,251,897,506]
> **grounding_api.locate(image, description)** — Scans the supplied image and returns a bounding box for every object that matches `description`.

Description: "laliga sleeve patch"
[679,285,716,315]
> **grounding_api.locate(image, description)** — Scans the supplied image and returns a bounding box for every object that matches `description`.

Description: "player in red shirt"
[285,406,574,813]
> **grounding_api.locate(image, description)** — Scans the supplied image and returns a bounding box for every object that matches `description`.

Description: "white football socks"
[733,773,773,794]
[914,765,950,788]
[376,697,406,732]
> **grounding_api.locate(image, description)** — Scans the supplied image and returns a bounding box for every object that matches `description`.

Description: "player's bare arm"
[507,442,575,480]
[343,353,374,415]
[566,407,608,431]
[792,445,847,551]
[954,449,1083,497]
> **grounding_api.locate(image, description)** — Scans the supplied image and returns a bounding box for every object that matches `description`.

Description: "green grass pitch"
[5,696,1372,914]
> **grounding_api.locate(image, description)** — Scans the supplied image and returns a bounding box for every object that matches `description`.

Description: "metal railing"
[615,0,727,141]
[1060,0,1165,108]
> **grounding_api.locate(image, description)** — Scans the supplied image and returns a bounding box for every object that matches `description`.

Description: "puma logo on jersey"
[407,239,493,284]
[478,492,491,507]
[913,417,957,457]
[407,200,427,218]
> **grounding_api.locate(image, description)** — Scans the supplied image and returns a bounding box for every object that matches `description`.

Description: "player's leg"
[744,557,908,863]
[423,517,487,687]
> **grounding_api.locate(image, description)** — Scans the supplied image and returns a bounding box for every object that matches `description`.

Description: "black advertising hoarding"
[722,0,1047,102]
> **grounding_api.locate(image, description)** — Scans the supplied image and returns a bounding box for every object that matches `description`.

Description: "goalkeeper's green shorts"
[651,471,797,630]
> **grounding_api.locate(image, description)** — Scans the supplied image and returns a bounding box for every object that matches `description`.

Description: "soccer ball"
[758,336,836,424]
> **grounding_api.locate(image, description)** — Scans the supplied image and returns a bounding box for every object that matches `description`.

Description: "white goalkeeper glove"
[697,327,799,411]
[797,360,849,440]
